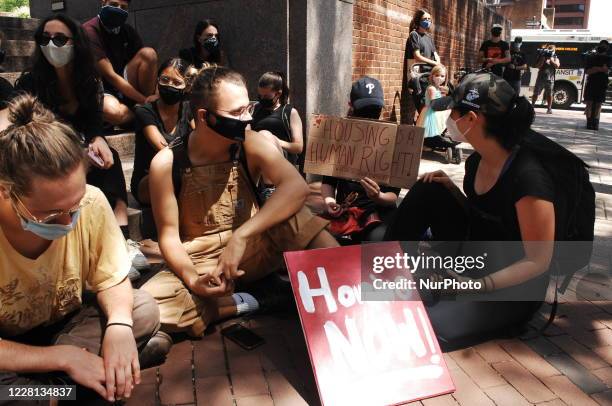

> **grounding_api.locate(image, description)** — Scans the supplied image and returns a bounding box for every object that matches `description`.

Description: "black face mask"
[0,49,5,65]
[257,96,275,109]
[492,29,502,37]
[202,37,219,53]
[158,85,184,105]
[205,111,251,142]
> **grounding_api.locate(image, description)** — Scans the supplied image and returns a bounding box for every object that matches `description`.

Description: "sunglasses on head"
[35,33,72,47]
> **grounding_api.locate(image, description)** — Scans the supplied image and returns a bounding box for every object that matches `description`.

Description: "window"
[555,17,584,26]
[555,4,585,13]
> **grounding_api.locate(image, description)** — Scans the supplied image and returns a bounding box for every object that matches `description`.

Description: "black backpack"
[521,129,595,292]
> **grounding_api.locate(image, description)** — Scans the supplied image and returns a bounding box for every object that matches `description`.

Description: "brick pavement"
[126,108,612,406]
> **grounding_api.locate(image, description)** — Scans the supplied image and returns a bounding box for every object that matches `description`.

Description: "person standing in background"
[583,41,609,131]
[479,24,511,77]
[503,37,528,95]
[531,44,560,114]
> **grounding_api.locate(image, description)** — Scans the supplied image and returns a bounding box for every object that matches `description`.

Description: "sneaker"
[139,331,173,369]
[127,239,150,271]
[127,266,141,282]
[546,109,553,114]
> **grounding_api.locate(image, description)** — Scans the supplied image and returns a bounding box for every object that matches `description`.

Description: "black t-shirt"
[14,72,104,144]
[536,56,557,82]
[251,103,297,163]
[322,177,400,217]
[82,17,143,96]
[178,46,228,69]
[406,31,437,61]
[503,51,526,82]
[479,40,510,77]
[463,148,555,241]
[585,53,609,82]
[132,100,193,196]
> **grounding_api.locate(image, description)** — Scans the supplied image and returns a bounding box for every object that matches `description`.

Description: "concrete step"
[0,26,37,41]
[106,131,136,162]
[3,39,35,57]
[0,16,40,32]
[1,55,30,73]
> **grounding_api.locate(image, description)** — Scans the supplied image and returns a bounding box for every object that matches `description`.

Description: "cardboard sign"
[284,244,455,406]
[304,115,424,188]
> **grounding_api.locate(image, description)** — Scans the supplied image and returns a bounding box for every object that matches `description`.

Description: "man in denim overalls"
[141,67,338,337]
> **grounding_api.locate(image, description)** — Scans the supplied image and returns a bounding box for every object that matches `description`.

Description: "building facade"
[546,0,590,28]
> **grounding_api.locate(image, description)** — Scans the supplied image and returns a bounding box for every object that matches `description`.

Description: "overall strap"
[232,143,263,207]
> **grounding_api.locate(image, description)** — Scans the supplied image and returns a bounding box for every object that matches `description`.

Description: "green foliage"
[0,0,29,13]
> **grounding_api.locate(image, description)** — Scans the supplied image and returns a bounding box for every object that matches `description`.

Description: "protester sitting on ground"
[503,37,528,95]
[140,66,338,337]
[416,65,452,150]
[320,77,399,244]
[179,19,228,69]
[83,0,158,127]
[531,44,560,114]
[479,23,511,78]
[10,14,148,276]
[385,73,555,350]
[583,41,609,131]
[0,94,169,404]
[132,58,195,206]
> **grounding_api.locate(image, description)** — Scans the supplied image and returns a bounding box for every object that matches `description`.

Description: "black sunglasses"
[35,33,72,47]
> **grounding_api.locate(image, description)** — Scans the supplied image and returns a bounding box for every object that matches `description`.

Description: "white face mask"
[445,114,471,143]
[40,43,74,68]
[433,76,445,86]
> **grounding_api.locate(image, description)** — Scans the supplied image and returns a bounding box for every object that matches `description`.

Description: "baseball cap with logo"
[350,76,385,111]
[432,72,517,116]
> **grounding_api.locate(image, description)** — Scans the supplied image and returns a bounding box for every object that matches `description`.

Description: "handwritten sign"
[284,244,455,406]
[304,115,424,188]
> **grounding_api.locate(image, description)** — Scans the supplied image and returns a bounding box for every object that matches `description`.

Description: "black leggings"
[86,147,128,209]
[385,181,545,351]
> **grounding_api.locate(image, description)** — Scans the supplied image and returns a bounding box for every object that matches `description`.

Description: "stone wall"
[29,0,354,124]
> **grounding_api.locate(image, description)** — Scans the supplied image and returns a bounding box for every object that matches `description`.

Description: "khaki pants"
[142,206,328,337]
[0,290,160,406]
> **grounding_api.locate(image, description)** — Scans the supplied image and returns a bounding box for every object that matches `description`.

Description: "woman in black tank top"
[251,72,304,165]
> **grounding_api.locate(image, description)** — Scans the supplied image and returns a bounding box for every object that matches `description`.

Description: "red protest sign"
[284,243,455,406]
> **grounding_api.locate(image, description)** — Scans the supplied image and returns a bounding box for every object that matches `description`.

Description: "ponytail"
[484,96,534,150]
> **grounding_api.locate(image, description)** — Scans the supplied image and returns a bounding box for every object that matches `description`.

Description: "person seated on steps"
[0,95,170,406]
[140,66,339,337]
[83,0,158,128]
[7,13,148,278]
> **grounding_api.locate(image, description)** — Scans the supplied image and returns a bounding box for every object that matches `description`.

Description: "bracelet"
[106,322,133,329]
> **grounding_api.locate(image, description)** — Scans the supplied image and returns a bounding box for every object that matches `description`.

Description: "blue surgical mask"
[20,210,81,240]
[420,20,432,30]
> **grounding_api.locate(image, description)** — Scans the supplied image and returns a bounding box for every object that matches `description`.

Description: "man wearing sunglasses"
[83,0,158,127]
[140,67,338,337]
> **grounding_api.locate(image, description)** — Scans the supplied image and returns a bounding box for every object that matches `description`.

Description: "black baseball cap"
[350,76,385,111]
[432,72,517,116]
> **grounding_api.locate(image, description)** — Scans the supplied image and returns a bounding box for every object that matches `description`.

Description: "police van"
[511,29,611,109]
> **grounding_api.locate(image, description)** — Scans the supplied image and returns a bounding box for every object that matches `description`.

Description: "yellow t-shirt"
[0,185,130,337]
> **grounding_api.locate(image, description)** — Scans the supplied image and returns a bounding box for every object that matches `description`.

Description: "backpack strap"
[170,133,192,199]
[281,104,292,140]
